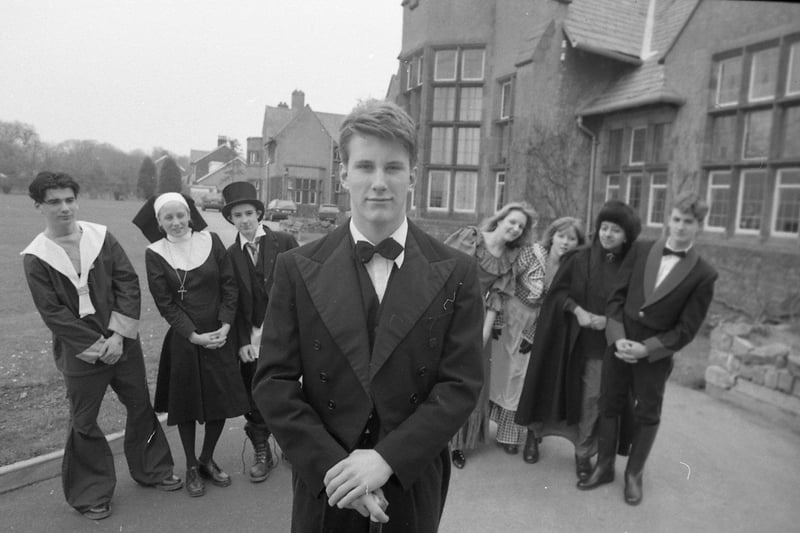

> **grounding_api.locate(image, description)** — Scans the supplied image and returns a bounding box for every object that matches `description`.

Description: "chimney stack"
[217,135,228,147]
[291,89,305,110]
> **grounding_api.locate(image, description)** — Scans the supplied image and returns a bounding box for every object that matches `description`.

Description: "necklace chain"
[165,233,193,301]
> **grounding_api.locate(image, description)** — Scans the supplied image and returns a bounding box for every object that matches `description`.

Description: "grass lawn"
[0,193,236,466]
[0,192,711,466]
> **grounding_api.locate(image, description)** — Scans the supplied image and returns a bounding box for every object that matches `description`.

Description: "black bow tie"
[662,247,687,258]
[355,239,403,263]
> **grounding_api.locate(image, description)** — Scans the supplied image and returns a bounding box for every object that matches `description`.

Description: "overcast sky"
[1,0,403,155]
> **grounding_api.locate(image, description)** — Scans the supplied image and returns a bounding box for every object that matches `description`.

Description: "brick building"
[257,90,346,217]
[393,0,800,319]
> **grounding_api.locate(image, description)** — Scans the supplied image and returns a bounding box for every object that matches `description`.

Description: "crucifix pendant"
[177,287,187,300]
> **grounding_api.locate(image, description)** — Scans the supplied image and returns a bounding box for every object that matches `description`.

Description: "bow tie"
[355,238,403,263]
[662,247,687,258]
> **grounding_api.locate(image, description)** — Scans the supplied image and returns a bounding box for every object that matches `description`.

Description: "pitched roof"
[262,104,345,143]
[563,0,647,64]
[315,110,345,140]
[575,0,699,116]
[196,156,248,184]
[190,149,210,163]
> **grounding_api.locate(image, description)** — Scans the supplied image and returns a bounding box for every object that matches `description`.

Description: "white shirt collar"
[349,218,408,269]
[239,224,267,251]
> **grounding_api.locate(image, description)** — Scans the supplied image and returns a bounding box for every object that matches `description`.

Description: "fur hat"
[221,181,264,223]
[595,200,641,247]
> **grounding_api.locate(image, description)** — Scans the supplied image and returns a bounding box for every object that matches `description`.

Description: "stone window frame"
[647,173,668,228]
[703,32,800,240]
[627,173,643,211]
[705,170,733,232]
[605,174,621,201]
[494,171,506,212]
[771,167,800,237]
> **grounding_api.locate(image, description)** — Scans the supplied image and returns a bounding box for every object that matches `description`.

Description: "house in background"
[393,0,800,318]
[154,154,187,187]
[257,90,346,217]
[188,136,240,185]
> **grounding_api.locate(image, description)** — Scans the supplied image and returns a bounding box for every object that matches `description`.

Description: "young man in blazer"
[222,181,298,482]
[252,100,484,532]
[578,192,718,505]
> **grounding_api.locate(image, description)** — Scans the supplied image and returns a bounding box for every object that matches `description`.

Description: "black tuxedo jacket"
[227,225,298,351]
[252,221,483,509]
[606,238,717,362]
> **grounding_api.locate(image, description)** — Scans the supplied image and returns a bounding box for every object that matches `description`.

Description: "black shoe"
[198,459,232,487]
[498,442,519,455]
[154,473,184,492]
[81,503,111,520]
[451,449,466,469]
[576,463,614,490]
[575,455,592,483]
[186,466,205,497]
[624,471,644,505]
[523,434,541,464]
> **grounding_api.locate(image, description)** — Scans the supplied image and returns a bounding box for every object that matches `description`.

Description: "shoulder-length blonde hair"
[540,216,587,253]
[480,202,538,249]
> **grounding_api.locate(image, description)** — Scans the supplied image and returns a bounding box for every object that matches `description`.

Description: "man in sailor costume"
[21,172,182,521]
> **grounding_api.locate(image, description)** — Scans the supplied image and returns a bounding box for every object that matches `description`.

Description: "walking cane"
[369,520,383,533]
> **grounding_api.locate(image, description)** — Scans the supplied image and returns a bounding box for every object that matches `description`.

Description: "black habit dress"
[146,230,248,425]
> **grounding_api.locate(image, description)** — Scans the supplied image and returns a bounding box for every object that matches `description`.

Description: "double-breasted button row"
[313,340,322,350]
[417,365,428,377]
[410,393,419,404]
[319,372,328,383]
[327,400,336,410]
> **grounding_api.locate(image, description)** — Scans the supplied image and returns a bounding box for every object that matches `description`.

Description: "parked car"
[317,203,341,224]
[265,199,297,221]
[200,192,224,211]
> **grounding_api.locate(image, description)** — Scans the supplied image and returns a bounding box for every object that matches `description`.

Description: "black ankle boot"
[624,424,658,505]
[523,432,541,464]
[577,416,618,490]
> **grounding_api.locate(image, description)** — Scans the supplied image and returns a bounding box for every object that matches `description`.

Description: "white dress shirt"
[349,219,408,303]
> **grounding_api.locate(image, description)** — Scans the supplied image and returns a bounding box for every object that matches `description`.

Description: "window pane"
[500,82,512,119]
[606,175,620,200]
[430,127,453,164]
[417,56,424,86]
[710,114,737,161]
[649,173,667,225]
[788,43,800,95]
[707,171,732,229]
[651,123,669,164]
[607,129,623,166]
[775,169,800,234]
[630,127,646,164]
[406,61,413,90]
[459,87,483,121]
[627,174,643,210]
[461,49,484,80]
[428,170,449,208]
[738,170,766,231]
[432,87,456,121]
[782,106,800,157]
[454,171,477,212]
[456,128,481,165]
[716,56,742,106]
[749,47,778,101]
[434,50,457,81]
[742,110,772,159]
[495,172,506,211]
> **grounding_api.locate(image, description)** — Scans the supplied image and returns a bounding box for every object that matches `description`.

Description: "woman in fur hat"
[515,200,641,482]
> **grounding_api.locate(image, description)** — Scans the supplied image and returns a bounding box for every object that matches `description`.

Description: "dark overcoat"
[252,221,484,533]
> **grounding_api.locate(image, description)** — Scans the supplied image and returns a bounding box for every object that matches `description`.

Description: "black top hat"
[221,181,264,223]
[132,194,208,243]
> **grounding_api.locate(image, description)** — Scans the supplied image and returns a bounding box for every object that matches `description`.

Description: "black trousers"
[600,351,673,426]
[240,359,266,426]
[62,347,174,512]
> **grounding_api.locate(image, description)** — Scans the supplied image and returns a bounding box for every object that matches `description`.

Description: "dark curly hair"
[28,171,80,204]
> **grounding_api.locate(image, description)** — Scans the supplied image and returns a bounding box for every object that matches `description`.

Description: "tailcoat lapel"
[643,238,700,308]
[296,227,372,394]
[370,226,456,379]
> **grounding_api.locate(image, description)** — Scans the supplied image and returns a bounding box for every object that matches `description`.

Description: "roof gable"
[564,0,647,63]
[196,156,248,184]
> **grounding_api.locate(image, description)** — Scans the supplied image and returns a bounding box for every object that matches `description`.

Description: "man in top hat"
[578,191,718,505]
[222,180,298,482]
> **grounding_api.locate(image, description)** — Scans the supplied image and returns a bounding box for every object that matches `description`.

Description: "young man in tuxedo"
[221,181,298,482]
[252,100,484,532]
[578,191,718,505]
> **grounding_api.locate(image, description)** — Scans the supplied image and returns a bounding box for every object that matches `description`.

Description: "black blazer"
[606,238,718,362]
[227,225,298,351]
[252,221,484,497]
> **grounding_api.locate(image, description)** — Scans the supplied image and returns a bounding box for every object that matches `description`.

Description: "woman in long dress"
[489,217,585,456]
[444,202,537,469]
[140,192,248,497]
[516,201,640,481]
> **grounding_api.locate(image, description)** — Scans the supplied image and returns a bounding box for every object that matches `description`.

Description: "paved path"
[2,383,798,532]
